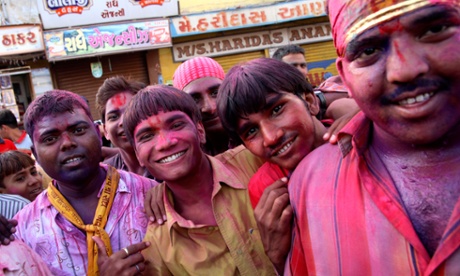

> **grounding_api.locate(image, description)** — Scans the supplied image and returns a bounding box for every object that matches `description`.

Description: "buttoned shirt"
[142,147,274,275]
[13,164,159,275]
[287,112,460,275]
[0,239,51,275]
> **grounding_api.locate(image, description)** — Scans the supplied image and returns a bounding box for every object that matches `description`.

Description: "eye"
[244,127,258,140]
[191,95,201,104]
[42,136,57,144]
[31,168,38,176]
[74,126,87,135]
[14,175,25,182]
[171,121,185,130]
[107,113,119,122]
[272,104,284,116]
[418,24,456,42]
[139,132,154,142]
[210,88,219,98]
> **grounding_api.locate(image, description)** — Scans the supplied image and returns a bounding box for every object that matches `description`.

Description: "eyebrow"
[237,93,284,135]
[411,7,458,26]
[39,120,89,138]
[188,84,221,95]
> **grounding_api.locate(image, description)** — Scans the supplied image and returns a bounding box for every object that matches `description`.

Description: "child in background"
[0,150,44,202]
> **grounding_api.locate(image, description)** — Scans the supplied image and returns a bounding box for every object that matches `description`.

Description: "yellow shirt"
[142,147,274,275]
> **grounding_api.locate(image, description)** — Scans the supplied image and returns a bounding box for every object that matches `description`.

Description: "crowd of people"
[0,0,459,275]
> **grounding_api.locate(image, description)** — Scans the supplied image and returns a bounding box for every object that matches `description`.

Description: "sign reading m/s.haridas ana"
[44,20,171,61]
[37,0,178,29]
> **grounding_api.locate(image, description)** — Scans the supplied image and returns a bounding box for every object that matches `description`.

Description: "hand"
[323,100,360,144]
[93,236,150,276]
[144,186,166,225]
[0,216,17,245]
[254,177,293,274]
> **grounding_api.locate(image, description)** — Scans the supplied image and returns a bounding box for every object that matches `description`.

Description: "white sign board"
[37,0,179,29]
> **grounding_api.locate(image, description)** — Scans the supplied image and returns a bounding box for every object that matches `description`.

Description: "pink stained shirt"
[0,239,51,275]
[13,164,159,276]
[248,161,289,209]
[287,112,460,275]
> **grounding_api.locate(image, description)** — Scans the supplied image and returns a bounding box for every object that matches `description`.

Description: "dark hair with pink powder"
[123,85,202,146]
[217,57,313,143]
[24,90,94,142]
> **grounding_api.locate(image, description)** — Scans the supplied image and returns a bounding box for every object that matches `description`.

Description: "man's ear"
[304,93,320,116]
[196,121,206,145]
[102,124,110,141]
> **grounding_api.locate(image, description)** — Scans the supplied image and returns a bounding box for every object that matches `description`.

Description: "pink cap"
[173,57,225,90]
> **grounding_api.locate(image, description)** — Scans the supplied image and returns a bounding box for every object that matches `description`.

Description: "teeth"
[158,151,185,163]
[399,92,434,105]
[65,157,82,164]
[276,141,293,155]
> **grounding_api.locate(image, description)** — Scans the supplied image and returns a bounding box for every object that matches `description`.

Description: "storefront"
[0,24,52,124]
[37,0,178,120]
[162,0,337,87]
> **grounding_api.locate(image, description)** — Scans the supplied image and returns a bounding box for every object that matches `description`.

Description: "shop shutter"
[52,51,149,120]
[213,50,265,73]
[301,40,339,87]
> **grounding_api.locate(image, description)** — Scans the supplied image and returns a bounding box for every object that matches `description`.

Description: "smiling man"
[96,76,157,179]
[12,90,158,275]
[173,56,239,155]
[287,0,460,274]
[123,85,274,275]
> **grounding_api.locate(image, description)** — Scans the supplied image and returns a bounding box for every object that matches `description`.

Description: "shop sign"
[170,0,326,37]
[0,25,44,56]
[44,20,171,61]
[37,0,179,29]
[173,22,331,61]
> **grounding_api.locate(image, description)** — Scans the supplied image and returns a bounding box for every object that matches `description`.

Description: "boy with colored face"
[123,85,274,275]
[217,58,328,272]
[286,0,460,274]
[0,150,43,201]
[12,90,158,275]
[96,76,157,179]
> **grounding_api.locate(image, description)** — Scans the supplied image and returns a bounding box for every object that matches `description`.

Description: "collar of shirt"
[39,164,130,212]
[164,154,246,240]
[16,130,28,144]
[337,111,372,158]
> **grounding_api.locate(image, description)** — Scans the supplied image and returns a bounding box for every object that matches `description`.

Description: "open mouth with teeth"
[275,140,294,156]
[157,151,186,164]
[63,157,83,164]
[30,187,43,195]
[398,92,434,106]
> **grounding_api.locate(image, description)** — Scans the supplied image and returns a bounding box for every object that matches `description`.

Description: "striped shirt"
[0,194,30,219]
[287,112,460,275]
[13,164,159,276]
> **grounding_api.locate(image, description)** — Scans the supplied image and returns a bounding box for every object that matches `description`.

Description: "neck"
[313,117,328,149]
[372,125,460,164]
[119,148,145,175]
[166,153,214,207]
[204,132,230,156]
[55,166,106,202]
[7,128,22,143]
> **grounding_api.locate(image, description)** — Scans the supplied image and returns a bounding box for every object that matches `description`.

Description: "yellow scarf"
[47,165,120,275]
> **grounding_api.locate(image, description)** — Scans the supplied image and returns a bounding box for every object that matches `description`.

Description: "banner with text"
[170,0,326,37]
[0,25,44,56]
[172,22,331,61]
[44,20,171,61]
[37,0,179,29]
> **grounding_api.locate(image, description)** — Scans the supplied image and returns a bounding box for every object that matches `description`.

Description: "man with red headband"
[287,0,460,274]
